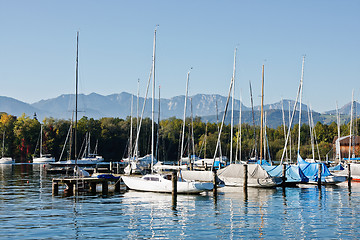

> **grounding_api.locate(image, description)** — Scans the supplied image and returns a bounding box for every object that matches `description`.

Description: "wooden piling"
[90,182,97,194]
[110,162,113,173]
[243,164,248,190]
[115,178,121,192]
[347,163,352,188]
[317,163,322,188]
[190,162,193,171]
[172,171,177,206]
[102,180,108,195]
[213,170,217,195]
[52,181,59,196]
[282,164,287,188]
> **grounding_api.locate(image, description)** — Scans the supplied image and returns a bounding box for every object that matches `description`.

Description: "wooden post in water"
[90,182,97,194]
[213,170,217,195]
[190,162,193,171]
[102,180,108,195]
[172,171,177,207]
[52,181,58,196]
[317,163,322,188]
[205,163,208,171]
[117,162,120,174]
[110,162,113,173]
[243,164,248,190]
[347,163,352,188]
[115,178,121,193]
[282,164,287,188]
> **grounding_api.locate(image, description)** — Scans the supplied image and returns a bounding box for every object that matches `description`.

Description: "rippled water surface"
[1,164,360,239]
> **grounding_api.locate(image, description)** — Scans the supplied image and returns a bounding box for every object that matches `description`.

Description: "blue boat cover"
[257,160,271,166]
[297,154,331,181]
[262,164,309,183]
[328,164,344,171]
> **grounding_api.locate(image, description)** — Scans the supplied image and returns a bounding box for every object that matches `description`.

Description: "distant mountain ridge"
[0,93,356,127]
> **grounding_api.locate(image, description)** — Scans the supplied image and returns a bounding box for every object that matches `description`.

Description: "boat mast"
[2,131,5,157]
[129,95,133,160]
[180,70,191,163]
[75,31,79,162]
[235,92,242,163]
[260,65,264,164]
[40,124,43,158]
[151,27,157,172]
[297,56,305,155]
[249,81,257,160]
[230,48,237,164]
[281,99,288,161]
[336,102,341,161]
[349,90,354,159]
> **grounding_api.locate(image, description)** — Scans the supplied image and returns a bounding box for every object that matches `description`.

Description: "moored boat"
[121,173,213,194]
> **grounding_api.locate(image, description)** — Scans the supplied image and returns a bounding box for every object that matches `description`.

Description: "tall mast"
[281,99,288,161]
[297,56,305,155]
[235,92,242,163]
[128,95,133,160]
[180,70,191,162]
[230,48,237,164]
[260,65,264,163]
[249,81,257,160]
[40,124,43,158]
[336,102,341,161]
[156,85,161,160]
[230,48,237,163]
[190,98,195,159]
[75,31,79,161]
[349,90,354,159]
[151,27,157,171]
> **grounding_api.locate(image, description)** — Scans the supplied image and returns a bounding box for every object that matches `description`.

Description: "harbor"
[1,163,360,239]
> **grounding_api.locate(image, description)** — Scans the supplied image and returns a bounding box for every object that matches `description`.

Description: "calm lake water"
[1,164,359,239]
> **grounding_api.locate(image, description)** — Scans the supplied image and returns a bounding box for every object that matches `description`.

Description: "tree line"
[0,112,358,162]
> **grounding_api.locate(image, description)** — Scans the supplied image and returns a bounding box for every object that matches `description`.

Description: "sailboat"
[0,131,14,164]
[121,28,212,193]
[33,125,55,163]
[217,61,282,188]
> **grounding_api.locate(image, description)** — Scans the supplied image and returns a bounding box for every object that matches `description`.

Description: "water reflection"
[1,165,360,239]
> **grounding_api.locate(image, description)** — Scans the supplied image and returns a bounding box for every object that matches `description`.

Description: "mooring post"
[243,164,248,190]
[117,162,120,174]
[190,162,193,171]
[66,182,74,196]
[172,171,177,207]
[90,182,97,194]
[102,180,108,195]
[347,163,352,188]
[205,163,208,171]
[317,163,322,188]
[52,180,58,196]
[110,162,113,173]
[282,164,287,188]
[115,178,121,193]
[213,170,217,195]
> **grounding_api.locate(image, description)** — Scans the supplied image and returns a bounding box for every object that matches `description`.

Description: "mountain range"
[0,92,358,128]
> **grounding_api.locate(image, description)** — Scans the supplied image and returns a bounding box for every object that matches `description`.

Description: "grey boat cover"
[217,164,271,179]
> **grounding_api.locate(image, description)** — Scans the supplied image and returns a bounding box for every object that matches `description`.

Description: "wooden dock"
[52,175,124,196]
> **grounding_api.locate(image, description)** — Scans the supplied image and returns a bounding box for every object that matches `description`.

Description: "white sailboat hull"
[122,174,213,194]
[0,157,14,164]
[33,156,55,163]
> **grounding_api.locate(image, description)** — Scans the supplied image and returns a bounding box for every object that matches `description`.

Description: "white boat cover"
[217,164,282,188]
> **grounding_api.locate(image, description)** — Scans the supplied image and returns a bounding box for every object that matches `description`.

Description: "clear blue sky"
[0,0,359,113]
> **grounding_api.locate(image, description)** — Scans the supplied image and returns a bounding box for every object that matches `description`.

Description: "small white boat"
[121,174,214,194]
[0,157,14,164]
[33,125,55,163]
[33,154,55,163]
